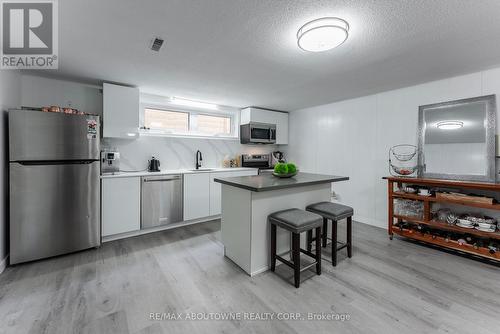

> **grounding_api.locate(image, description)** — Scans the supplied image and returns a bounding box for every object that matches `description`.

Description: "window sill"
[139,131,240,141]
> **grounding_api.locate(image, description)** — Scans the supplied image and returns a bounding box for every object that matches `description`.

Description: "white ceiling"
[36,0,500,111]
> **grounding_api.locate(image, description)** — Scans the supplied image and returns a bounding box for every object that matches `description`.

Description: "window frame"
[140,102,238,139]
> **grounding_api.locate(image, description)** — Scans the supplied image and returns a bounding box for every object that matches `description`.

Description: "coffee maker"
[101,151,120,174]
[271,151,285,166]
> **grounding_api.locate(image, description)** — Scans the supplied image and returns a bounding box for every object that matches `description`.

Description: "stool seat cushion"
[306,202,354,221]
[268,208,322,233]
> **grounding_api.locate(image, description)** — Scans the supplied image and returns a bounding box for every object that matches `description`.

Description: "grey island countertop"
[214,172,349,192]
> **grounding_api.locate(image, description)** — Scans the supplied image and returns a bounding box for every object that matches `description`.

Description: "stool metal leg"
[322,218,328,247]
[292,233,300,288]
[347,217,352,258]
[270,224,277,272]
[306,230,312,252]
[315,227,322,275]
[332,220,338,266]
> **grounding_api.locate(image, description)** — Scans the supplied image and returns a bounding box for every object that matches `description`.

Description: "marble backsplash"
[102,136,279,171]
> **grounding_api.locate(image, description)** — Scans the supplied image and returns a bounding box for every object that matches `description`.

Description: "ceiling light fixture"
[171,97,218,110]
[297,17,349,52]
[436,121,464,130]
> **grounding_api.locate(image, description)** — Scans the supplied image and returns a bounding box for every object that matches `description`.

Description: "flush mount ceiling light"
[171,97,218,110]
[297,17,349,52]
[436,121,464,130]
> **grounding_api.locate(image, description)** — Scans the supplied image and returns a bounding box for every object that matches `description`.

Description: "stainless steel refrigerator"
[9,109,101,264]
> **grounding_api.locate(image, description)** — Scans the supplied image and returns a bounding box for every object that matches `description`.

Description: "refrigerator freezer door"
[10,161,101,264]
[9,110,100,161]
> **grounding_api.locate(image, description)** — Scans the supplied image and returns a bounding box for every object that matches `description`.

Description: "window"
[143,107,234,137]
[196,114,231,135]
[145,108,189,132]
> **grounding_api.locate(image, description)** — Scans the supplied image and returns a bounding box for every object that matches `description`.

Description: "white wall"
[285,67,500,229]
[0,71,21,273]
[20,75,276,171]
[21,75,103,116]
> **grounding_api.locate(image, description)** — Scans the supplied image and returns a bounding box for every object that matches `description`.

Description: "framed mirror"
[417,95,496,182]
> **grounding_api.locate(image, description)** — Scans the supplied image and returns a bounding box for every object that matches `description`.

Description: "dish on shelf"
[475,226,496,232]
[403,186,417,194]
[456,218,472,225]
[418,188,431,196]
[477,222,496,229]
[456,222,475,229]
[466,215,496,225]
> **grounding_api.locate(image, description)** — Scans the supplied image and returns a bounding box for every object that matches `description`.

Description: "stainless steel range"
[241,154,272,173]
[9,109,101,264]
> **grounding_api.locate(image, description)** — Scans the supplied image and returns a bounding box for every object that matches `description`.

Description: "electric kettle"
[148,156,161,172]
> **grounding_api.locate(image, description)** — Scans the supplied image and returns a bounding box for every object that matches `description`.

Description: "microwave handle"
[270,128,276,140]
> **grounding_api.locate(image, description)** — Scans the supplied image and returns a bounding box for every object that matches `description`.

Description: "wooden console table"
[383,176,500,261]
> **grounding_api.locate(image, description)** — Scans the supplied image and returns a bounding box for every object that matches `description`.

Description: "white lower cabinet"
[102,177,141,236]
[209,170,258,216]
[102,169,258,239]
[183,173,210,220]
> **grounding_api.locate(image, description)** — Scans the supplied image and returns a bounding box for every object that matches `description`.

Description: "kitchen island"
[214,172,349,276]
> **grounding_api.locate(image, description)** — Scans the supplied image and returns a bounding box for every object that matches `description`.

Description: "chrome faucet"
[196,150,203,169]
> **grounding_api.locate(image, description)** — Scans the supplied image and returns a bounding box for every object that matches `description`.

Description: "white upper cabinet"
[240,107,289,144]
[103,83,140,138]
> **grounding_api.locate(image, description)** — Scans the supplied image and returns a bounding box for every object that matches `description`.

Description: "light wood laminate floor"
[1,220,499,334]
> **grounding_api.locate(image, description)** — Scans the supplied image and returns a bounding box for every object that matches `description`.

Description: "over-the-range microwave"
[240,122,276,144]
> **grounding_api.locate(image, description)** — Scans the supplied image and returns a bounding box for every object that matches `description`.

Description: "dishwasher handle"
[143,175,182,182]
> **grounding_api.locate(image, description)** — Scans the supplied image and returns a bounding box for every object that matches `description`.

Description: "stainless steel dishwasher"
[141,174,183,229]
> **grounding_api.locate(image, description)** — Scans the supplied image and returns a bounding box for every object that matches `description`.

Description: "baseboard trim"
[102,215,221,243]
[0,255,8,274]
[250,266,269,277]
[354,214,386,229]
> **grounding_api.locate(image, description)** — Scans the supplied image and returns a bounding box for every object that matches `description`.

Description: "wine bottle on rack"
[473,240,484,250]
[488,242,498,254]
[444,233,452,243]
[417,224,424,235]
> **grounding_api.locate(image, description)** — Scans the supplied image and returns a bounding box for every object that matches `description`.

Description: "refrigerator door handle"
[13,160,98,166]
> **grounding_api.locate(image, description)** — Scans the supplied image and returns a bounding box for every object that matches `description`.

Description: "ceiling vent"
[150,37,164,52]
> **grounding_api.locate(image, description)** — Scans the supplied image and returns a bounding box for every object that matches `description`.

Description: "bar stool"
[306,202,354,266]
[269,208,323,288]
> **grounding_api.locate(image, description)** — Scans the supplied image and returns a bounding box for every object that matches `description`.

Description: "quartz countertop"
[214,172,349,192]
[101,167,256,179]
